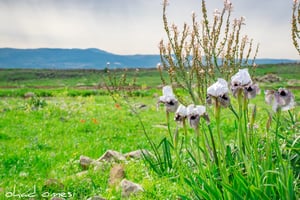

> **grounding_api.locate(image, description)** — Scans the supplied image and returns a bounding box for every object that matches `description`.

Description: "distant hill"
[0,48,161,69]
[0,48,297,69]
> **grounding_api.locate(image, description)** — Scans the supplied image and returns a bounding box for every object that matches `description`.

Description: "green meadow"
[0,64,299,199]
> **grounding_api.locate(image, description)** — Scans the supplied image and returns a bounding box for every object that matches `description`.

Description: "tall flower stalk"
[174,104,187,148]
[207,78,230,157]
[292,0,300,54]
[158,85,179,141]
[186,104,212,163]
[264,88,297,199]
[230,68,260,154]
[265,88,296,148]
[159,0,259,104]
[206,78,230,197]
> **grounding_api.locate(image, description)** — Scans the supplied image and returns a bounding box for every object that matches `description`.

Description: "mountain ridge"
[0,48,297,69]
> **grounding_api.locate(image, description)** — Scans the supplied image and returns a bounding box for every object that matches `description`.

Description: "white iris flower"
[158,86,178,112]
[207,78,230,107]
[187,104,208,129]
[230,68,260,99]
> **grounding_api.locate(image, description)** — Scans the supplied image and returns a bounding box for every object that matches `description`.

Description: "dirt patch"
[254,74,281,83]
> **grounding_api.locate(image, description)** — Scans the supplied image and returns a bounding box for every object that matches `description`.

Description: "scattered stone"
[124,149,150,159]
[287,79,300,85]
[24,92,35,99]
[87,196,106,200]
[135,103,147,109]
[80,155,95,170]
[93,161,105,171]
[152,124,168,129]
[76,83,86,87]
[43,178,64,191]
[75,171,88,178]
[156,84,164,90]
[108,164,125,186]
[97,150,125,162]
[120,179,144,198]
[19,171,29,177]
[153,93,159,98]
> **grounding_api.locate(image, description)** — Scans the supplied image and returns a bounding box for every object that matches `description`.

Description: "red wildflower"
[115,103,121,109]
[92,118,98,124]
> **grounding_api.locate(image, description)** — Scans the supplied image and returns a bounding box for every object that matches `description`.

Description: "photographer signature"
[5,185,73,199]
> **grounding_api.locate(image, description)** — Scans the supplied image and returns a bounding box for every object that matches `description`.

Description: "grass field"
[0,64,299,199]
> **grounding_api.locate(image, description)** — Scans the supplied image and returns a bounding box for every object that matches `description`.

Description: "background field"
[0,63,299,199]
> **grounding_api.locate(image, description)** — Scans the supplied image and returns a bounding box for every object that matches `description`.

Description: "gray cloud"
[0,0,298,59]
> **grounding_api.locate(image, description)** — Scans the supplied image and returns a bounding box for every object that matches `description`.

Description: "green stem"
[237,90,245,154]
[275,110,281,154]
[174,126,178,150]
[229,104,239,120]
[243,96,248,134]
[183,119,188,149]
[208,124,219,166]
[243,95,250,153]
[215,100,225,157]
[215,98,230,199]
[201,130,209,163]
[166,111,173,143]
[195,126,200,158]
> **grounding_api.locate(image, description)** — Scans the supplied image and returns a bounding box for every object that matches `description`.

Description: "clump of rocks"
[24,92,36,99]
[77,149,149,199]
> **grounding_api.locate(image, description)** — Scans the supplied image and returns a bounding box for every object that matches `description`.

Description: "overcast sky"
[0,0,299,59]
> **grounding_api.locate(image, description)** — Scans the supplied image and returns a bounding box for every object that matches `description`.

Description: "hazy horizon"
[1,47,299,61]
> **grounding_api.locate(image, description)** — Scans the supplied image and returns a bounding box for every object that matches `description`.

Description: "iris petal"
[231,68,252,86]
[162,85,175,97]
[244,83,260,99]
[174,104,187,123]
[207,78,229,97]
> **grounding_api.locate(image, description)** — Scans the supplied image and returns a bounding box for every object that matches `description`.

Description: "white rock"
[108,164,125,186]
[87,196,106,200]
[124,149,150,159]
[120,179,144,198]
[80,155,95,170]
[97,150,125,162]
